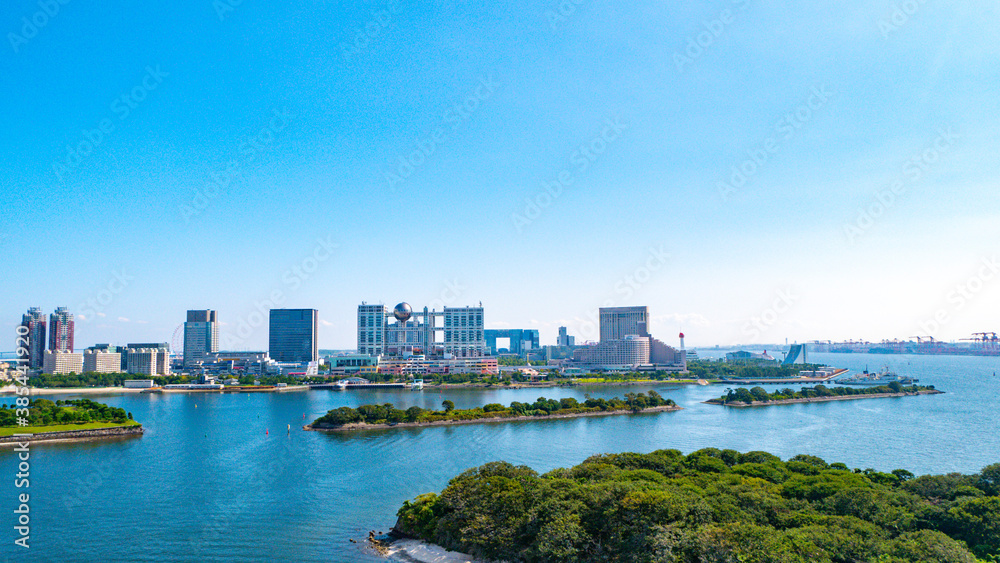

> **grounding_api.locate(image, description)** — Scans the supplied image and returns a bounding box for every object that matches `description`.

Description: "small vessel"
[334,380,348,390]
[836,366,918,386]
[411,379,424,390]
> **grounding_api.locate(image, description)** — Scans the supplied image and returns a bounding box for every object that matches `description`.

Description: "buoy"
[266,429,269,435]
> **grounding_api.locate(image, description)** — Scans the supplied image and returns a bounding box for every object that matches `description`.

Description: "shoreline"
[0,384,311,396]
[0,424,144,446]
[704,389,943,407]
[305,404,682,432]
[0,385,148,396]
[386,539,484,563]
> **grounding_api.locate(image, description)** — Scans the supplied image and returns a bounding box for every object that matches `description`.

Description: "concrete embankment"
[705,389,943,408]
[0,425,144,446]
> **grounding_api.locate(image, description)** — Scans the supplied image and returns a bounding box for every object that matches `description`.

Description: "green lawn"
[0,420,140,437]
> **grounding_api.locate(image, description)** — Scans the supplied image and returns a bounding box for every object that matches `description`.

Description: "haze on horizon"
[2,0,998,351]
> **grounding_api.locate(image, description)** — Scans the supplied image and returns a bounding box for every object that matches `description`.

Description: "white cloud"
[320,319,333,326]
[118,317,130,322]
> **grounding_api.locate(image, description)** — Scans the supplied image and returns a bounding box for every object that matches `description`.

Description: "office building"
[485,329,540,357]
[269,309,318,363]
[17,307,47,369]
[184,309,219,367]
[126,348,171,376]
[83,349,123,373]
[48,307,75,352]
[357,302,487,359]
[43,350,84,375]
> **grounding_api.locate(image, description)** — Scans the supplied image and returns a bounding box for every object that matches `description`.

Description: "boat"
[835,366,918,386]
[334,380,348,390]
[410,379,424,390]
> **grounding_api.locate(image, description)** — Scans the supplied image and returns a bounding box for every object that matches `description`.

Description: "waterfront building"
[17,307,47,369]
[725,350,778,365]
[357,302,486,359]
[184,310,219,367]
[567,305,685,372]
[48,307,75,352]
[126,348,171,376]
[327,354,378,376]
[378,355,498,377]
[122,342,170,372]
[123,379,154,388]
[269,309,318,363]
[42,350,84,374]
[484,329,539,357]
[83,349,123,373]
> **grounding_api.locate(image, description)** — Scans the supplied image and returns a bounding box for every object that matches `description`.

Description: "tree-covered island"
[307,392,680,431]
[707,383,942,407]
[0,398,141,438]
[395,449,999,562]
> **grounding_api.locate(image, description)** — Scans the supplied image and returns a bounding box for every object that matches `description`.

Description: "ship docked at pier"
[836,367,918,386]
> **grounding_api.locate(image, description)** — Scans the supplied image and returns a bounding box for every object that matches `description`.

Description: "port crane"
[960,332,999,353]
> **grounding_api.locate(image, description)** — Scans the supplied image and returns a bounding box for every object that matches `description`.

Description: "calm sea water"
[2,352,998,562]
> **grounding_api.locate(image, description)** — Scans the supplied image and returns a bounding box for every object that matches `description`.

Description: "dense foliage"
[312,392,677,428]
[687,360,826,380]
[0,398,133,427]
[711,383,936,405]
[396,449,1000,563]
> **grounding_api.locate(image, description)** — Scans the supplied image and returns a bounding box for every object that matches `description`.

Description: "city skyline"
[4,1,999,350]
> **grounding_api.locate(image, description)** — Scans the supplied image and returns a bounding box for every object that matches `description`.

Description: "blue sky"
[2,0,998,350]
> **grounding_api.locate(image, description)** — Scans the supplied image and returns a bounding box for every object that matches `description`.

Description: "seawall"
[0,425,144,446]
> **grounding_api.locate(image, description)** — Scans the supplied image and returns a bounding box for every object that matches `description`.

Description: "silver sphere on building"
[393,302,412,322]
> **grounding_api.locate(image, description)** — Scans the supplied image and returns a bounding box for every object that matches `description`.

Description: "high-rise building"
[557,326,576,347]
[184,309,219,367]
[83,349,123,373]
[599,306,649,342]
[17,307,47,369]
[269,309,318,363]
[356,302,487,359]
[48,307,75,352]
[442,306,485,358]
[43,350,84,374]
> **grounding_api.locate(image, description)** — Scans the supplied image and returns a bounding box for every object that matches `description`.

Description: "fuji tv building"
[356,302,498,376]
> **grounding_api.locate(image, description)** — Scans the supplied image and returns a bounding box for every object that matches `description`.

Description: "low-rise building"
[124,379,154,388]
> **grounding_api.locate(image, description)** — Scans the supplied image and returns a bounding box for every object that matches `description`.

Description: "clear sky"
[2,0,998,351]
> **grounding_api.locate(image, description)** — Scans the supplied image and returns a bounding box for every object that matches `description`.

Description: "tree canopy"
[396,449,998,562]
